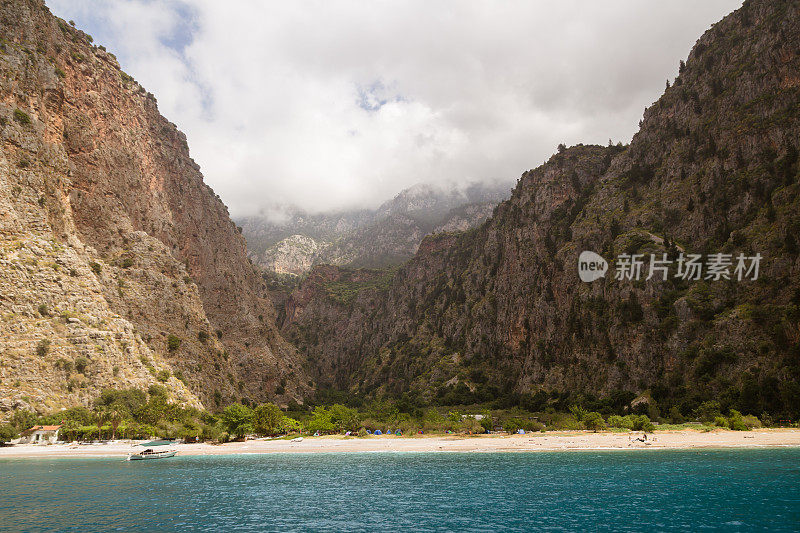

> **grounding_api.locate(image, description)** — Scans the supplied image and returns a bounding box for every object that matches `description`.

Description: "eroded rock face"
[0,0,306,415]
[284,0,800,416]
[261,235,325,276]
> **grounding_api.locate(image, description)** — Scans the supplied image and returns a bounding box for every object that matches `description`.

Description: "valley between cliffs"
[282,0,800,419]
[1,0,799,425]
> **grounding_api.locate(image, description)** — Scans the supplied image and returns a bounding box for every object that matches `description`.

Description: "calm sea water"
[1,449,799,532]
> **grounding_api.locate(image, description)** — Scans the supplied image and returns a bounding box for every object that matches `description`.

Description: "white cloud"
[48,0,742,217]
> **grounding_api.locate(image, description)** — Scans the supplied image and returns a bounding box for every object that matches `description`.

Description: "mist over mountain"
[238,180,512,275]
[46,0,740,219]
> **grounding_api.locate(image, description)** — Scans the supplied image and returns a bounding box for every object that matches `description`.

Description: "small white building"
[20,425,61,444]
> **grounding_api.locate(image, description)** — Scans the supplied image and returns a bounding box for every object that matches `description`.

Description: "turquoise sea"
[1,449,799,531]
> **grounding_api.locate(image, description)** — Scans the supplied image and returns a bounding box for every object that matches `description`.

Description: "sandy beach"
[1,429,799,458]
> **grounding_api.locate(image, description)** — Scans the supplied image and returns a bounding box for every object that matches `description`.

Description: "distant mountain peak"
[240,180,512,275]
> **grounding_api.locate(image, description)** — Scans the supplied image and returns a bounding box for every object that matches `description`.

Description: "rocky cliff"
[0,0,306,416]
[284,0,800,418]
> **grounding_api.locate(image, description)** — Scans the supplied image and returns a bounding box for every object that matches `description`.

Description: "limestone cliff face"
[261,234,325,276]
[0,0,306,416]
[285,0,800,418]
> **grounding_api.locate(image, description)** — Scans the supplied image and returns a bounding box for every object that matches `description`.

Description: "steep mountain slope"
[0,0,305,416]
[284,0,800,418]
[240,182,510,275]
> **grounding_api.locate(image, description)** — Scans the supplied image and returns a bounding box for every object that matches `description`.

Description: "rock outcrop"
[260,234,326,277]
[0,0,306,415]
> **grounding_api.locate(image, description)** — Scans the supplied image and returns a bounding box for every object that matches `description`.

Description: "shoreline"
[1,428,799,458]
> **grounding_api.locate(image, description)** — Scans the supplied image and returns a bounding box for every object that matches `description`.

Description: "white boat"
[127,448,177,460]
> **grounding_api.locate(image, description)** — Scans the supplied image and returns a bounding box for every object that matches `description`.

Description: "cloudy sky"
[49,0,741,218]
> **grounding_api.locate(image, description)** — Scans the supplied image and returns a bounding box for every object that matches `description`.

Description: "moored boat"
[127,440,178,461]
[127,448,177,460]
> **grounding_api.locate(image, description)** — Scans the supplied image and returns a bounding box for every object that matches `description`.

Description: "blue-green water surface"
[1,449,799,531]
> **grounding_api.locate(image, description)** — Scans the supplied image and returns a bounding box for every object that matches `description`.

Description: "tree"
[329,404,360,432]
[96,389,146,418]
[583,412,605,432]
[135,394,167,426]
[40,406,94,426]
[108,409,122,440]
[13,109,31,125]
[668,406,684,424]
[0,424,18,444]
[148,384,168,399]
[503,418,521,434]
[220,403,253,439]
[36,339,50,356]
[166,334,181,352]
[366,399,399,422]
[180,420,201,442]
[695,400,722,423]
[461,417,483,434]
[479,411,493,433]
[607,415,626,429]
[252,403,283,436]
[306,406,335,434]
[95,406,123,440]
[96,409,108,440]
[10,410,37,432]
[279,417,301,435]
[569,405,587,422]
[630,415,655,432]
[726,410,749,431]
[74,356,89,374]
